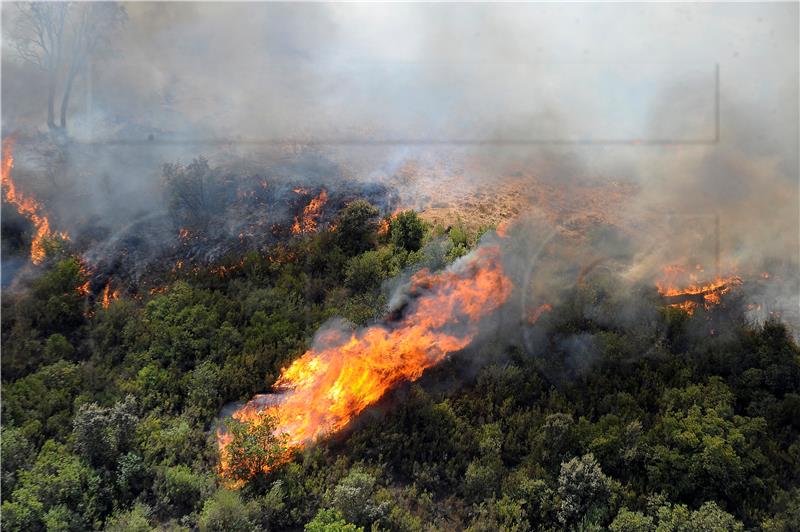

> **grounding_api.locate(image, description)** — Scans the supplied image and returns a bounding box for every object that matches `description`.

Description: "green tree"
[197,489,259,532]
[221,412,288,485]
[335,200,379,256]
[43,333,75,364]
[156,464,211,516]
[647,378,769,510]
[390,211,426,252]
[186,361,222,419]
[331,467,389,527]
[3,360,83,442]
[21,257,87,336]
[557,453,613,528]
[609,508,655,531]
[305,508,364,532]
[72,396,138,469]
[1,440,100,531]
[1,425,35,494]
[611,496,744,531]
[344,251,387,293]
[104,503,153,532]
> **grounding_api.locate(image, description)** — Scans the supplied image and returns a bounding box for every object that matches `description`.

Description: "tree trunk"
[47,71,57,130]
[59,67,78,131]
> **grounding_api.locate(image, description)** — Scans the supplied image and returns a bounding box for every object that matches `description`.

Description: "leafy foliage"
[1,202,799,531]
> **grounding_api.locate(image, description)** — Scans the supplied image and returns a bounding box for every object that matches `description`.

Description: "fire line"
[218,244,512,482]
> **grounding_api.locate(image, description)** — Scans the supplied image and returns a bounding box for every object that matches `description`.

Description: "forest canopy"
[2,196,799,531]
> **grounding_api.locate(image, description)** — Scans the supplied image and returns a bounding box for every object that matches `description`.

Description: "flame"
[496,221,511,239]
[292,189,328,235]
[656,264,742,315]
[377,209,406,238]
[377,218,390,237]
[73,260,93,297]
[218,245,512,481]
[101,281,120,309]
[1,138,69,264]
[77,280,91,297]
[526,303,552,324]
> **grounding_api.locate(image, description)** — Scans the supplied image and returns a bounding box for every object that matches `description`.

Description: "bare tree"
[12,2,126,133]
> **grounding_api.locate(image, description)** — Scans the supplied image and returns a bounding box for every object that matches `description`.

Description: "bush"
[104,503,154,532]
[344,251,387,293]
[305,508,363,532]
[157,465,212,516]
[557,453,613,527]
[390,211,426,252]
[331,467,389,527]
[198,489,259,532]
[335,200,379,255]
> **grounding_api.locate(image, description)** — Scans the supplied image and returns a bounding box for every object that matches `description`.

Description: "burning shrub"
[219,412,289,486]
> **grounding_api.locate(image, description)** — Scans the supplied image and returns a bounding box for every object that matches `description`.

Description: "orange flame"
[292,189,328,235]
[377,209,406,238]
[101,281,121,309]
[2,138,69,264]
[218,245,512,481]
[526,303,552,324]
[377,218,391,237]
[496,221,511,239]
[656,264,742,315]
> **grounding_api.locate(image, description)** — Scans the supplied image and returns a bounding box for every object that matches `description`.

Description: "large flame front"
[1,138,68,264]
[218,245,512,481]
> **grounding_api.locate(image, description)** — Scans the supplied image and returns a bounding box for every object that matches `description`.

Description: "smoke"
[1,3,797,322]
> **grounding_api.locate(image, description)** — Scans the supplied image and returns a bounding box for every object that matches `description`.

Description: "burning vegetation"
[291,189,329,235]
[2,141,797,531]
[1,138,69,264]
[656,264,743,315]
[218,245,512,482]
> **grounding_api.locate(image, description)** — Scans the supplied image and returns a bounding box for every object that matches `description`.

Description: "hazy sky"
[2,2,797,152]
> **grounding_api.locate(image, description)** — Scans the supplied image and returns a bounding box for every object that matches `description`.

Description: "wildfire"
[292,189,328,235]
[526,303,552,324]
[1,138,68,264]
[377,209,406,238]
[218,245,512,482]
[377,218,390,237]
[101,282,121,309]
[656,264,742,315]
[77,280,91,297]
[496,221,510,239]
